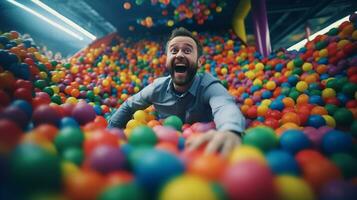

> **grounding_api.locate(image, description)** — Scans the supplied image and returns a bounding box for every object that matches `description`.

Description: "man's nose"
[176,50,184,58]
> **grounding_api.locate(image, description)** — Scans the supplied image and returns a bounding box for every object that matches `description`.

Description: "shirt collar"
[166,74,199,97]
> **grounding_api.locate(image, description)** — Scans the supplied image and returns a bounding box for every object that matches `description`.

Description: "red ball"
[246,106,258,119]
[0,119,23,152]
[264,117,280,129]
[221,160,276,200]
[13,87,33,102]
[84,129,119,156]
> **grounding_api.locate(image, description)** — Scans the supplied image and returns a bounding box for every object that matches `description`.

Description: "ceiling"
[0,0,355,56]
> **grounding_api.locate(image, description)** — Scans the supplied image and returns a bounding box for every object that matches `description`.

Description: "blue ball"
[288,75,299,86]
[270,100,284,111]
[262,90,272,99]
[322,130,353,154]
[280,129,311,154]
[307,115,326,128]
[266,150,300,175]
[309,95,324,105]
[177,136,185,150]
[134,149,184,191]
[59,117,79,129]
[11,99,32,118]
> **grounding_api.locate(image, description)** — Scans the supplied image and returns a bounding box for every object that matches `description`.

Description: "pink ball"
[190,122,215,133]
[32,105,61,127]
[153,125,179,145]
[182,127,194,138]
[71,102,96,125]
[221,160,276,200]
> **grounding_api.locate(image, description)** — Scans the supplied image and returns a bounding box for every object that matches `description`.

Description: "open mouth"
[174,65,187,73]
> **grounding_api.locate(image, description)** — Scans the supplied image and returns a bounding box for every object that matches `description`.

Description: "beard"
[168,60,198,86]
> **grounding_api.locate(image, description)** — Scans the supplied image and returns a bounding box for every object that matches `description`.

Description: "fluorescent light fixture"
[32,0,96,40]
[7,0,83,40]
[287,12,355,51]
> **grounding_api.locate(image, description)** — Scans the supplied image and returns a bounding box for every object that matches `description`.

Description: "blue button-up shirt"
[108,72,246,133]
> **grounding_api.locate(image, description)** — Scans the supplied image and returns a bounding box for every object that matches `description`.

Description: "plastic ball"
[281,112,301,126]
[129,125,157,147]
[221,160,276,200]
[243,126,278,152]
[88,145,126,174]
[10,143,61,192]
[266,150,300,175]
[333,108,354,127]
[280,129,311,154]
[0,119,23,153]
[322,130,353,154]
[153,125,179,145]
[331,153,357,179]
[163,115,183,131]
[275,175,314,200]
[229,145,266,165]
[54,127,84,152]
[306,115,326,128]
[71,102,96,125]
[134,149,184,191]
[159,175,217,200]
[99,182,145,200]
[187,154,227,181]
[32,105,61,127]
[296,81,308,92]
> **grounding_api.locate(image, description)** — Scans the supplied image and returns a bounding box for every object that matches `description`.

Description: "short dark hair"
[166,27,202,57]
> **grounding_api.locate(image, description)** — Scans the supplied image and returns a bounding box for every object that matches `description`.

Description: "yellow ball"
[245,71,255,80]
[319,49,328,57]
[133,110,148,123]
[61,161,80,177]
[352,30,357,40]
[66,97,78,104]
[265,81,276,90]
[262,99,272,106]
[253,79,262,86]
[39,71,48,79]
[93,86,100,95]
[322,88,336,98]
[302,62,313,71]
[257,105,269,116]
[287,61,294,70]
[51,74,61,83]
[337,39,349,49]
[167,20,174,27]
[255,62,264,71]
[51,85,60,94]
[229,145,266,165]
[70,66,79,74]
[296,81,308,92]
[160,175,218,200]
[275,175,314,200]
[221,68,228,75]
[322,115,336,128]
[126,119,143,129]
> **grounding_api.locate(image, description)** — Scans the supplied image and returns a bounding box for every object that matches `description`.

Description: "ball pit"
[0,12,357,199]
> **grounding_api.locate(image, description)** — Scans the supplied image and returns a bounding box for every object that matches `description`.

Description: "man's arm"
[187,82,246,156]
[108,82,155,129]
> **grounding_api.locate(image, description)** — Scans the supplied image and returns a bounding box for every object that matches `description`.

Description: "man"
[109,27,246,156]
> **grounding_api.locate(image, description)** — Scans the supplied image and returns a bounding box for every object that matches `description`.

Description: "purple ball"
[89,145,126,174]
[71,102,96,125]
[107,128,127,141]
[32,105,61,127]
[320,180,357,200]
[0,106,29,129]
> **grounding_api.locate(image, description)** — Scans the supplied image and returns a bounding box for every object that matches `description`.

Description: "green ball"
[289,90,300,101]
[51,94,62,105]
[54,127,84,152]
[64,63,71,69]
[333,108,354,126]
[331,153,357,179]
[211,182,228,200]
[292,68,302,75]
[129,125,157,147]
[243,126,278,152]
[61,148,84,166]
[315,40,327,50]
[325,104,338,115]
[163,115,183,131]
[293,58,303,68]
[99,182,145,200]
[327,28,339,36]
[10,143,61,192]
[34,80,47,89]
[87,91,95,100]
[43,87,54,96]
[281,87,290,96]
[342,83,357,98]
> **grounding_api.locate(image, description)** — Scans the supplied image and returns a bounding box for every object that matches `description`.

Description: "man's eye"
[184,49,192,54]
[170,48,178,54]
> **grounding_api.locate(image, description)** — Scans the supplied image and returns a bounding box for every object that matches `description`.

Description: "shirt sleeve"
[204,82,246,134]
[108,82,155,129]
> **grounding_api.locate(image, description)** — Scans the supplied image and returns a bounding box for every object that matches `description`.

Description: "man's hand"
[186,130,242,157]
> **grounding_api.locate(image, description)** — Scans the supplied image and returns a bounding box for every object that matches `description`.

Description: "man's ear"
[198,56,203,66]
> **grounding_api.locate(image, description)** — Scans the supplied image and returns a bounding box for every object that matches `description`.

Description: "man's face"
[166,36,199,86]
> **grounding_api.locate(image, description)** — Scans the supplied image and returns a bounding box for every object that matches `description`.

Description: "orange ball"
[296,94,309,105]
[64,171,106,200]
[310,106,328,115]
[280,112,301,126]
[282,97,295,107]
[187,154,227,180]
